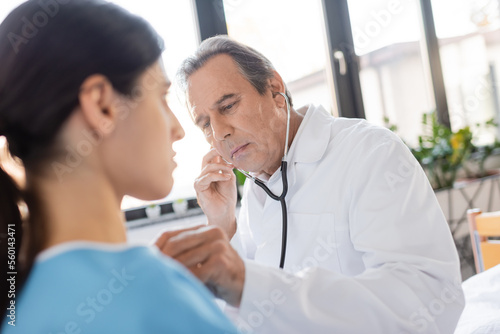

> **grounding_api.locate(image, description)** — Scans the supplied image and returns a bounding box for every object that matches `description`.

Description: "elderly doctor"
[156,36,464,333]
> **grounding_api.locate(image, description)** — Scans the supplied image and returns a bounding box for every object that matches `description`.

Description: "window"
[347,0,435,145]
[223,0,335,114]
[431,0,500,145]
[108,0,206,209]
[0,1,20,22]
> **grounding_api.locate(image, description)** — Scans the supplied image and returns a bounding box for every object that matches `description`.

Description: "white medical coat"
[230,105,464,333]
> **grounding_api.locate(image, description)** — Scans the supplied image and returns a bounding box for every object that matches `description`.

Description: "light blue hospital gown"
[1,243,239,333]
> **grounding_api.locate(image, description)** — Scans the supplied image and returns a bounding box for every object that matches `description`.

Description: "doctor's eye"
[221,101,238,113]
[202,121,212,136]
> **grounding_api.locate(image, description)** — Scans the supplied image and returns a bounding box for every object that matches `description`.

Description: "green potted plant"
[463,119,500,178]
[386,112,500,189]
[409,112,473,190]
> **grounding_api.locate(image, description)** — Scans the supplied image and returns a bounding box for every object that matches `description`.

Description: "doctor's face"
[186,54,288,175]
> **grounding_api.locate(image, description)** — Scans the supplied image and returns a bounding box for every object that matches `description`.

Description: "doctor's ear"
[269,71,287,108]
[78,75,118,135]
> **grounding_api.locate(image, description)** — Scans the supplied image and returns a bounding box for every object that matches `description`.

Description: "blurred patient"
[0,0,238,333]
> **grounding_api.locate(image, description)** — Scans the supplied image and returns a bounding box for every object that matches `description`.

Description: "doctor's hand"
[194,149,237,238]
[155,225,245,307]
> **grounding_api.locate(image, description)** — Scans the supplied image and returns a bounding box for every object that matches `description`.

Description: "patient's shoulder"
[7,244,235,333]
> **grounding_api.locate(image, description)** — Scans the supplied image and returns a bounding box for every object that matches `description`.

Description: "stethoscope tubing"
[236,92,291,269]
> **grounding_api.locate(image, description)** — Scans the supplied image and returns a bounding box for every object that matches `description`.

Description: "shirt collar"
[286,104,332,164]
[252,104,332,183]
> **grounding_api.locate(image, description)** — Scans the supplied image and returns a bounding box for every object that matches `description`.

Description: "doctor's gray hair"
[176,35,293,107]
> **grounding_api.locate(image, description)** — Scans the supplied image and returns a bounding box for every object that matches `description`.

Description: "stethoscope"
[233,92,291,269]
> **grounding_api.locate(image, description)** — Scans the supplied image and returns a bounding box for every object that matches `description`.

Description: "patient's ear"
[78,75,118,135]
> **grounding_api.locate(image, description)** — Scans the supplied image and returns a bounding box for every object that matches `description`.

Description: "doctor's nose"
[211,118,232,142]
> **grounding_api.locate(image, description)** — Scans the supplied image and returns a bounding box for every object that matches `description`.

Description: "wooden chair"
[467,209,500,273]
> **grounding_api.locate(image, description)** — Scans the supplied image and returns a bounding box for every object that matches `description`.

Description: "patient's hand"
[155,225,245,307]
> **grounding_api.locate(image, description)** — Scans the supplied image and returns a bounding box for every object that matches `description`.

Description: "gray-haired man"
[156,36,464,333]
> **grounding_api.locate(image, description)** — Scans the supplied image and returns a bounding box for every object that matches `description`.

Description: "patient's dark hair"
[0,0,163,313]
